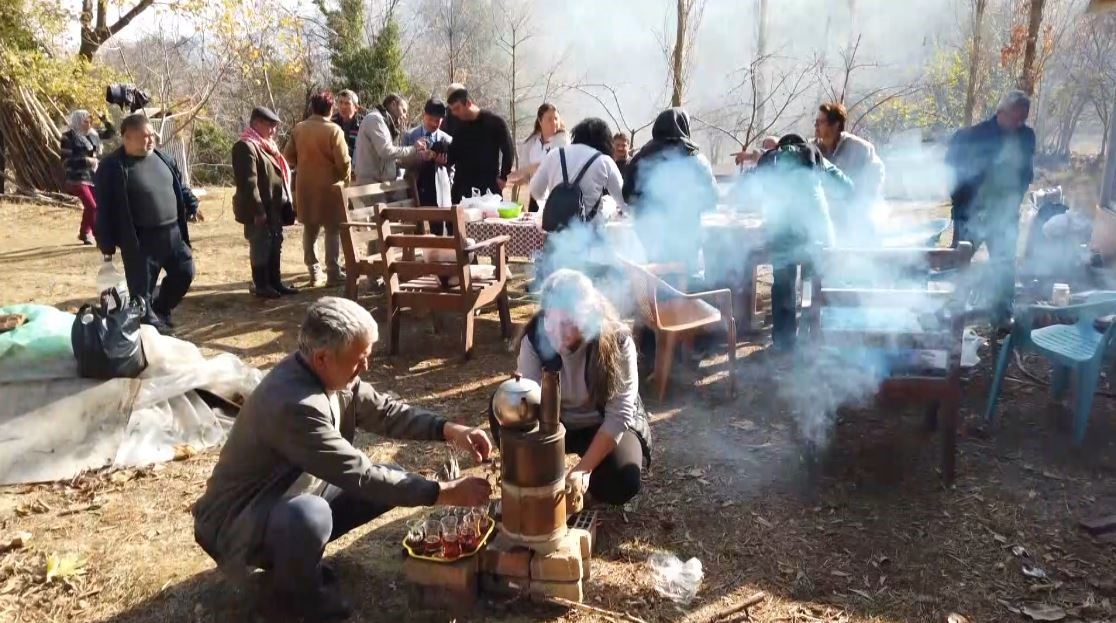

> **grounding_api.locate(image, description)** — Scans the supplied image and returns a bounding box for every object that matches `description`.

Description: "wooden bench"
[376,205,513,359]
[339,180,418,300]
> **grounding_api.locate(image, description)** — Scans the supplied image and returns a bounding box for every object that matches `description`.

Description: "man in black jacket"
[946,90,1035,323]
[95,113,198,334]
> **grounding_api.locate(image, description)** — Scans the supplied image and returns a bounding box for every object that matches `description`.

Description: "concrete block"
[530,578,584,602]
[479,534,532,578]
[529,531,583,582]
[402,555,478,594]
[569,527,592,561]
[479,572,530,597]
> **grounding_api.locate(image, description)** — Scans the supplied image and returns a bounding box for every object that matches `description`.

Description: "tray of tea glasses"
[402,507,496,563]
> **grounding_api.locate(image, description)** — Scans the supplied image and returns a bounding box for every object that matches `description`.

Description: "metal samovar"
[490,372,567,554]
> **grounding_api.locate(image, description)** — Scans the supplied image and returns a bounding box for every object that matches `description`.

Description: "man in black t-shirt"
[95,114,198,334]
[444,88,514,204]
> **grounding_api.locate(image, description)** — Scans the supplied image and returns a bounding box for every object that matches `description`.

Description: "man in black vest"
[95,114,198,334]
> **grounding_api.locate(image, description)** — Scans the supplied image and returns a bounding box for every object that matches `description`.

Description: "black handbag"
[71,288,148,379]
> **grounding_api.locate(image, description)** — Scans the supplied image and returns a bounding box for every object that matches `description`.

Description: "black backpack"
[541,149,603,233]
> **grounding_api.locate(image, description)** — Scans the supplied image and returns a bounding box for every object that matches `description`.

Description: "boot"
[252,266,281,299]
[270,248,299,295]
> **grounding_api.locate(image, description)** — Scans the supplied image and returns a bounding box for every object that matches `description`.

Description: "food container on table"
[498,203,523,219]
[1052,283,1071,307]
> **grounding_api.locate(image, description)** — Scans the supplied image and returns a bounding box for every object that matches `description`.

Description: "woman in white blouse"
[517,103,569,212]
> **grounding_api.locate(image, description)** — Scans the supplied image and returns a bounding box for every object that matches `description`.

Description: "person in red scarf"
[232,107,299,298]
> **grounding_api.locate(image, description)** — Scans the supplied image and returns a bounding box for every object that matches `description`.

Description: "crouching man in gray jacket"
[193,296,492,621]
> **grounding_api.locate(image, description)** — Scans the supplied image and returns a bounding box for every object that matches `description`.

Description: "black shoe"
[272,279,299,296]
[144,317,175,336]
[152,310,176,329]
[252,267,281,299]
[320,561,339,586]
[262,584,352,622]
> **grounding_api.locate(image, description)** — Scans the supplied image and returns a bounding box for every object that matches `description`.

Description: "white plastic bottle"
[96,255,128,310]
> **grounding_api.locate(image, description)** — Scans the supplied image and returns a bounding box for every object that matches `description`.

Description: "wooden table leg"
[940,398,959,484]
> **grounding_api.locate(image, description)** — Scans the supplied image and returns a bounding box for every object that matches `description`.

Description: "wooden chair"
[621,258,736,401]
[339,180,418,300]
[804,243,974,483]
[376,205,513,359]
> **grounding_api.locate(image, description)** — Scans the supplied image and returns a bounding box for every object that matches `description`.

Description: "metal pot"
[491,374,542,430]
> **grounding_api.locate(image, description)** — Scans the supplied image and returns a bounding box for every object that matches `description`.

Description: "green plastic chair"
[984,291,1116,444]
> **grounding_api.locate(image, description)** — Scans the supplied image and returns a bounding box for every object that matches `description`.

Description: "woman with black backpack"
[528,117,625,287]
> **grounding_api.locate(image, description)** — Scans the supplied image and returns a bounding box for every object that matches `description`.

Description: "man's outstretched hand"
[436,476,491,507]
[444,423,493,462]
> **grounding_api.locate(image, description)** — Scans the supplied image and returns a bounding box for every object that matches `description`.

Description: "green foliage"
[316,0,409,104]
[191,119,236,185]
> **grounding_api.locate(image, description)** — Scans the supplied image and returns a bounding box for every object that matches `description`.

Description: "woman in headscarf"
[60,110,115,245]
[622,108,718,280]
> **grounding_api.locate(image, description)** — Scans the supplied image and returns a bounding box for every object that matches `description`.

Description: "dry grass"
[2,191,1116,623]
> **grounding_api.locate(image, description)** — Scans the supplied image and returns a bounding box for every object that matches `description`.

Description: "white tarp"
[0,326,261,485]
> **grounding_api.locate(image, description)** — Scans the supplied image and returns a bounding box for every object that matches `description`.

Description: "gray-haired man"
[947,89,1036,324]
[193,297,492,620]
[331,89,364,162]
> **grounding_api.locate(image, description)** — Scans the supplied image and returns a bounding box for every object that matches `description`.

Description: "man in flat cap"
[232,106,299,299]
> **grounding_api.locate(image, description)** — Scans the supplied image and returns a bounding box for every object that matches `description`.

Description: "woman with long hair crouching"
[489,270,652,505]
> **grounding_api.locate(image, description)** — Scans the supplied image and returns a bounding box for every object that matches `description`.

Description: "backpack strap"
[559,148,570,185]
[573,152,604,220]
[571,152,602,187]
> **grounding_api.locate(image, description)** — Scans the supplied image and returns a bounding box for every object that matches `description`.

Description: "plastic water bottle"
[96,255,127,310]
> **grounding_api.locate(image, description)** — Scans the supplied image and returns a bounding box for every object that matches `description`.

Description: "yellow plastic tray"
[403,516,496,563]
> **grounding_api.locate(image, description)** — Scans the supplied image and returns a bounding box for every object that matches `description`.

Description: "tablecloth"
[465,215,547,260]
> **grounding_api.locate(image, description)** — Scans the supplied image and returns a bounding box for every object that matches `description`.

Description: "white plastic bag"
[435,167,452,207]
[459,187,502,218]
[961,327,984,368]
[648,552,703,604]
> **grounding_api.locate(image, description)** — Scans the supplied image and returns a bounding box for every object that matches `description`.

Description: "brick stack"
[480,526,594,602]
[401,511,598,610]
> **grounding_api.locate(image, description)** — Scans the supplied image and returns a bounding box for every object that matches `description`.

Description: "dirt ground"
[2,190,1116,623]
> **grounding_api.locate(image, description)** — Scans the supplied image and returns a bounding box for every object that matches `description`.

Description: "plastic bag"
[459,187,503,217]
[71,288,148,380]
[0,304,77,382]
[435,167,452,208]
[648,552,703,604]
[961,327,984,368]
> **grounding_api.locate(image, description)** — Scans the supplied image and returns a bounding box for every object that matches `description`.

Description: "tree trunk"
[78,0,156,61]
[1018,0,1046,95]
[509,39,517,146]
[0,121,6,195]
[671,0,687,107]
[963,0,988,126]
[1102,94,1116,209]
[754,0,768,135]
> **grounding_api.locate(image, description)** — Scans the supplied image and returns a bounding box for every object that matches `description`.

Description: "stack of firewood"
[0,77,77,205]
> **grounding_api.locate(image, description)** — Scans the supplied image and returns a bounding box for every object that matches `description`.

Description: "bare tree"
[963,0,990,126]
[754,0,769,130]
[661,0,707,107]
[79,0,157,60]
[1019,0,1048,94]
[566,82,655,147]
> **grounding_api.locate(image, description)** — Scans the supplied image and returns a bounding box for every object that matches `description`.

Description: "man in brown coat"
[284,92,352,287]
[232,106,298,298]
[194,297,492,620]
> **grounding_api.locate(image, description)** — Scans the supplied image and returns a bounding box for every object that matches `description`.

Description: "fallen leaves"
[1,532,31,554]
[173,444,198,461]
[1021,603,1066,621]
[44,553,86,583]
[14,499,50,517]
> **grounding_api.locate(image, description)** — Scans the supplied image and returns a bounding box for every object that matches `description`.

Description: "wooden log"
[697,591,767,623]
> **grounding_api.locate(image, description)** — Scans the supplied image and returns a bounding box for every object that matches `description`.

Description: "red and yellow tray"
[403,516,496,563]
